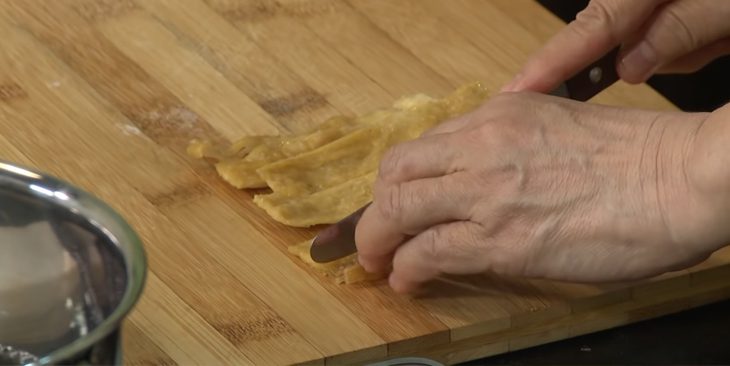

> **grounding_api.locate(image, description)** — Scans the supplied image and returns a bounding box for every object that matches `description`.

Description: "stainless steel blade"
[310,204,368,263]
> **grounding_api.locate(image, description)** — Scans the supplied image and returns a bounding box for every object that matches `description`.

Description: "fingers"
[618,0,730,82]
[659,38,730,74]
[378,132,466,184]
[388,221,486,294]
[356,130,482,274]
[503,0,669,93]
[355,173,477,274]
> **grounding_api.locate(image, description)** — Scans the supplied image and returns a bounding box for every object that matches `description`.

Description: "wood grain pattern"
[0,1,728,365]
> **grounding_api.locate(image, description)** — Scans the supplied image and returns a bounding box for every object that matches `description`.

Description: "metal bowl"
[0,161,146,365]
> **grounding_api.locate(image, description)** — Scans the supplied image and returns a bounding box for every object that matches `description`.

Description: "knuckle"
[459,123,500,153]
[488,92,537,119]
[577,0,614,24]
[466,122,495,144]
[655,6,698,54]
[458,225,483,252]
[424,224,487,272]
[378,145,401,179]
[378,144,409,182]
[572,0,618,40]
[462,116,526,152]
[483,91,539,121]
[376,182,404,222]
[423,225,449,259]
[490,91,522,107]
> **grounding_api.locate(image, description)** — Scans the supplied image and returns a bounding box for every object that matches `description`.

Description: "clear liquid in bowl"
[0,214,118,363]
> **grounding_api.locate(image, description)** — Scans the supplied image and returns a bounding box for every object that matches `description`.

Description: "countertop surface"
[467,299,730,365]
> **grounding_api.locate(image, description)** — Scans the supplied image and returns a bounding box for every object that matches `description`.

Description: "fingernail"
[388,273,407,293]
[500,73,523,92]
[357,254,369,270]
[357,255,378,274]
[620,42,658,83]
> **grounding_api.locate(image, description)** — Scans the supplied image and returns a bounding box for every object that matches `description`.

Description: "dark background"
[460,1,729,364]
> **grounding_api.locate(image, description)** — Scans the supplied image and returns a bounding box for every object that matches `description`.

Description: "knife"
[310,47,621,263]
[550,46,620,101]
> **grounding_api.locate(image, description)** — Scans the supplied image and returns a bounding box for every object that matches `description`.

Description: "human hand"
[502,0,730,93]
[354,92,728,294]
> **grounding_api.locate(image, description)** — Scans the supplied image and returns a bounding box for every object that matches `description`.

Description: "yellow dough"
[254,171,376,227]
[189,82,490,283]
[287,240,384,284]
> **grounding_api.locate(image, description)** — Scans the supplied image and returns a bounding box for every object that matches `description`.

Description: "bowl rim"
[0,160,147,365]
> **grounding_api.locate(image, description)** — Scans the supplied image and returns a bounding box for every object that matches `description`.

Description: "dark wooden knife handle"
[562,46,621,101]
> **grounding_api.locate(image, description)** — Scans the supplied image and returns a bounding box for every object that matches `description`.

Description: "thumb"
[658,38,730,74]
[618,0,730,83]
[503,0,669,93]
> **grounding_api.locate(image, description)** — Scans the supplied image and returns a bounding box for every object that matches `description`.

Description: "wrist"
[683,103,730,251]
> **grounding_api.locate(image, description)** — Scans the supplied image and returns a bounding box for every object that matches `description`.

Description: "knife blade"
[310,47,621,263]
[309,204,369,263]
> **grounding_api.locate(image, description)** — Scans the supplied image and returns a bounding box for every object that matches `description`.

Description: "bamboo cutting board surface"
[1,0,729,365]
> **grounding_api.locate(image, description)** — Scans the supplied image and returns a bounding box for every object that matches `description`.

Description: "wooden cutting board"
[1,0,729,364]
